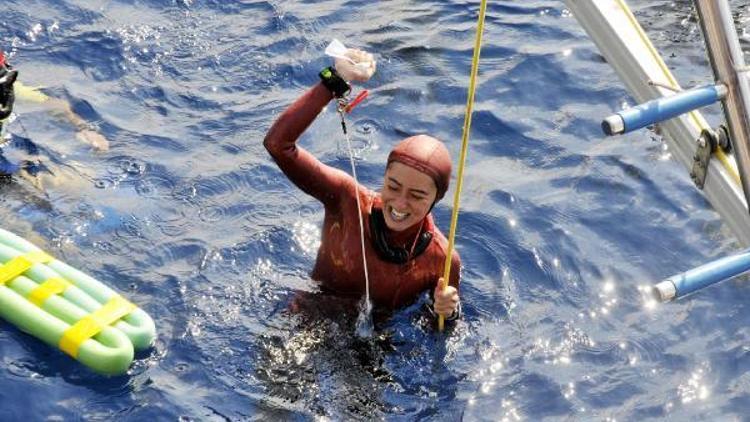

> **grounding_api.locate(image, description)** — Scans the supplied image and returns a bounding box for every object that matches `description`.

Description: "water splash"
[355,296,374,338]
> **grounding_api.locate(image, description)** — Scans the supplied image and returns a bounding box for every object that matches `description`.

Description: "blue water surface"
[1,0,749,420]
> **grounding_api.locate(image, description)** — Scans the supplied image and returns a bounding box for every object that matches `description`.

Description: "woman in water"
[264,47,461,321]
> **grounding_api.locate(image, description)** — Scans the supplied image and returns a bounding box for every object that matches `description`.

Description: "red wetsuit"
[264,83,460,309]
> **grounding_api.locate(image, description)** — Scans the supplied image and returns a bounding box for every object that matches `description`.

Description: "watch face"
[321,68,332,79]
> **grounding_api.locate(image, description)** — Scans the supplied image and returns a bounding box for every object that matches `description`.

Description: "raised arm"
[263,82,351,205]
[264,47,376,206]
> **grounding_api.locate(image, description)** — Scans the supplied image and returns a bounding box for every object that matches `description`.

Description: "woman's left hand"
[433,279,459,317]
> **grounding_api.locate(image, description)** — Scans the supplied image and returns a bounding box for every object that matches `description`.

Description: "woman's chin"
[384,215,412,232]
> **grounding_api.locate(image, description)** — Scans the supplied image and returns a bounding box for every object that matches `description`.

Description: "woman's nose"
[392,193,408,208]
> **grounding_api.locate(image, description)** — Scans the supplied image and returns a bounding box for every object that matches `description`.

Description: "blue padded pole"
[652,248,750,302]
[602,84,726,135]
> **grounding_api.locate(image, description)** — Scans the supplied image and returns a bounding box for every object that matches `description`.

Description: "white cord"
[338,108,371,303]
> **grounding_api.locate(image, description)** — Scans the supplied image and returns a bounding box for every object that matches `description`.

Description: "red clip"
[0,51,5,68]
[345,90,369,113]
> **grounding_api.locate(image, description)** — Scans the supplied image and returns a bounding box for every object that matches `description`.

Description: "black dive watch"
[319,66,350,98]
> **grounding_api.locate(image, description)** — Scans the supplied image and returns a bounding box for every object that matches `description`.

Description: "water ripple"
[1,0,747,420]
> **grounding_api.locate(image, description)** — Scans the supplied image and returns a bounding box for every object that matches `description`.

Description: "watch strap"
[319,66,350,98]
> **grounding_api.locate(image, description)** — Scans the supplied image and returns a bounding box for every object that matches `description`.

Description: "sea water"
[0,0,748,420]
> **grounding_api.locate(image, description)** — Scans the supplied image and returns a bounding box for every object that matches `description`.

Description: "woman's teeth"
[390,207,408,221]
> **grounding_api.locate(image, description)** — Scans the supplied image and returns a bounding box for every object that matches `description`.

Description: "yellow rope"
[439,0,488,331]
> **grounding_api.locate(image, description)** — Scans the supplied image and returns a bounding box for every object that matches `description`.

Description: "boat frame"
[564,0,750,245]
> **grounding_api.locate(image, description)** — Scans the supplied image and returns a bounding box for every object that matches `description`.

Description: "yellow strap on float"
[438,0,488,331]
[59,296,137,358]
[28,277,72,306]
[0,251,53,286]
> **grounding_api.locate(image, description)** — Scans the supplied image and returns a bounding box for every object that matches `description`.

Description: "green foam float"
[0,228,156,375]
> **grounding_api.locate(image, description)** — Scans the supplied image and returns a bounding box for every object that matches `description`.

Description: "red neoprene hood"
[387,135,452,201]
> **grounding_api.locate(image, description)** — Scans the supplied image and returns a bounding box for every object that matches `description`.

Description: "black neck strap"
[369,208,432,264]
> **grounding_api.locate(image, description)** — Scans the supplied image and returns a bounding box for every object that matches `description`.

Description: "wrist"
[319,66,351,98]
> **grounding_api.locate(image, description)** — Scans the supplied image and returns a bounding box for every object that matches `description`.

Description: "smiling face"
[380,161,438,232]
